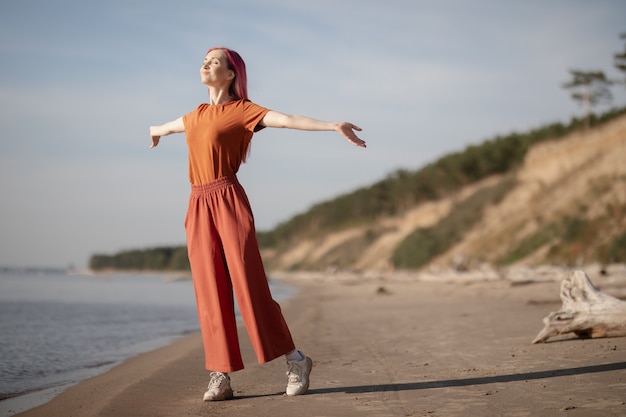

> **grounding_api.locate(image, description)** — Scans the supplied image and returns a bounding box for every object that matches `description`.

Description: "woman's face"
[200,49,234,87]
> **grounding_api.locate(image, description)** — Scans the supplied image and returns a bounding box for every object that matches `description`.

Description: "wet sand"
[10,269,626,417]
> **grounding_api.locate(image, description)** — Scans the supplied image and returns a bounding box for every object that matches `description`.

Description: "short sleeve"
[242,100,270,133]
[183,103,208,132]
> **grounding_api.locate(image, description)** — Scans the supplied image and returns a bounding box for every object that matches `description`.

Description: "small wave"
[84,360,117,369]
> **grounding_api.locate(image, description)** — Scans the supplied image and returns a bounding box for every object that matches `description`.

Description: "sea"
[0,269,294,416]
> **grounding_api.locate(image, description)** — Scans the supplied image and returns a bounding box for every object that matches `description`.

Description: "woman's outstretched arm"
[149,117,185,148]
[260,111,366,148]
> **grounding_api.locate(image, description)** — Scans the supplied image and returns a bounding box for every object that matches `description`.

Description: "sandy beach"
[9,268,626,417]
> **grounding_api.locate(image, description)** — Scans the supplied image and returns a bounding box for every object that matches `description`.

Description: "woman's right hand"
[148,117,185,148]
[149,129,160,148]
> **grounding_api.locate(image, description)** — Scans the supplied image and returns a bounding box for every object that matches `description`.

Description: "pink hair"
[207,47,249,100]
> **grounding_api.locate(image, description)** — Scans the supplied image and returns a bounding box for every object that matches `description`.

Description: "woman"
[149,47,366,401]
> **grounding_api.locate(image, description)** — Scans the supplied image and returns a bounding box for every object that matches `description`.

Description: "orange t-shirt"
[183,99,270,185]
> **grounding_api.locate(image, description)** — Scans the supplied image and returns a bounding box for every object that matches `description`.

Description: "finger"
[349,137,366,148]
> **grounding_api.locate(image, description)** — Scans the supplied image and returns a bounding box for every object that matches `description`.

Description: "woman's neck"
[208,87,235,105]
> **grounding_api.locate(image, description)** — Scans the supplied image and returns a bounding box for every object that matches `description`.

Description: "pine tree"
[614,33,626,84]
[563,70,613,129]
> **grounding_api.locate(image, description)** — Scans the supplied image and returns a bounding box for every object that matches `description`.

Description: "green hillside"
[257,108,625,248]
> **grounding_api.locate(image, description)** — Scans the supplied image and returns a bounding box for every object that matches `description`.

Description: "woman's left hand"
[336,122,366,148]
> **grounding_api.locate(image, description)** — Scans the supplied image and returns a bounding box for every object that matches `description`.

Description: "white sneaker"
[285,353,313,396]
[203,372,233,401]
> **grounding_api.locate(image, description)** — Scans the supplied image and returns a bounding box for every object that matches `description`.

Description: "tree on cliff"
[563,70,613,129]
[614,32,626,84]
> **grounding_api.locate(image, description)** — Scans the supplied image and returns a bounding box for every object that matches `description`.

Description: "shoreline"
[6,266,626,416]
[0,330,199,417]
[0,275,295,417]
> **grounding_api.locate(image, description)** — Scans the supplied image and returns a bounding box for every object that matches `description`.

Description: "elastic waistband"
[190,175,239,196]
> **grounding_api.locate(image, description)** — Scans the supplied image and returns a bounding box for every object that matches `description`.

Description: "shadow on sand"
[306,361,626,395]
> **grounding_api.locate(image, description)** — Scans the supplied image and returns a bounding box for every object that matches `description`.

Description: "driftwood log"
[532,270,626,344]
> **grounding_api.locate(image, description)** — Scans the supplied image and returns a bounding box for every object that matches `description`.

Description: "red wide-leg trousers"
[185,175,295,372]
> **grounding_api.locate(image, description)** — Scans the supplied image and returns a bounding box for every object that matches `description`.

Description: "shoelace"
[286,363,302,383]
[208,372,227,389]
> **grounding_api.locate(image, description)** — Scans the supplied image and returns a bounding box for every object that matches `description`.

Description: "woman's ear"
[227,70,235,80]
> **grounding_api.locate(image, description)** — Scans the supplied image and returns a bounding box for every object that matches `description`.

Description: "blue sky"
[1,0,625,268]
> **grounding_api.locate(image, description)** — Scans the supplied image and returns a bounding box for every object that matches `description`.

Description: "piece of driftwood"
[532,270,626,344]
